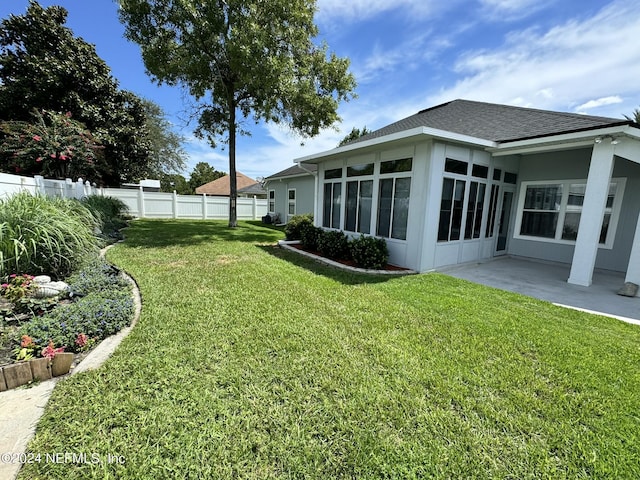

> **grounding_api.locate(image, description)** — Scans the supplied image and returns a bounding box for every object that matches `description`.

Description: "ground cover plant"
[18,220,640,479]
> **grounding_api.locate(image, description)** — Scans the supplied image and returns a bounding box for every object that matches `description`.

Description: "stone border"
[0,242,141,480]
[278,240,417,275]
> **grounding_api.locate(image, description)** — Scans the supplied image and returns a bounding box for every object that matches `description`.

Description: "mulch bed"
[290,243,410,272]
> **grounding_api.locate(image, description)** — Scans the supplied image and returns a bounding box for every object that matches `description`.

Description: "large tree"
[0,1,152,184]
[142,98,187,177]
[188,162,225,193]
[118,0,356,226]
[338,126,371,147]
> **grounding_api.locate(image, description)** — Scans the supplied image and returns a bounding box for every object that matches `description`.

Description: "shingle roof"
[347,99,630,145]
[195,172,258,196]
[238,183,266,195]
[265,164,317,180]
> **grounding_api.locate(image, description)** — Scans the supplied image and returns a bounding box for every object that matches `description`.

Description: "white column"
[624,211,640,295]
[137,186,145,218]
[252,195,257,220]
[567,140,616,286]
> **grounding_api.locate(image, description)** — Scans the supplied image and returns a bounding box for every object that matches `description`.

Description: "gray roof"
[347,99,631,145]
[265,163,317,180]
[238,183,266,195]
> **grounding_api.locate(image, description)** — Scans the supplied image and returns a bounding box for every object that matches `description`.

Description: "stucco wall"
[266,175,315,223]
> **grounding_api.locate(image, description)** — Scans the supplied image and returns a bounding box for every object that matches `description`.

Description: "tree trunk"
[228,93,238,228]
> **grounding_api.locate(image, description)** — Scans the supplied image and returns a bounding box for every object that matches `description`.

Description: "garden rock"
[617,282,639,297]
[32,276,68,298]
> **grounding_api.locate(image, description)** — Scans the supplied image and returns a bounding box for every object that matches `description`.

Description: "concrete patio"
[439,256,640,325]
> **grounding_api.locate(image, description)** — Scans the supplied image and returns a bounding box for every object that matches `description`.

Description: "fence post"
[172,190,178,219]
[65,178,74,198]
[34,175,46,195]
[75,177,84,199]
[252,196,257,220]
[137,186,145,218]
[84,180,92,197]
[202,193,207,220]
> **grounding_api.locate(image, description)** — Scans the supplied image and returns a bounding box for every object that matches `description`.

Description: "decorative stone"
[3,362,33,389]
[51,353,74,377]
[32,277,69,298]
[0,368,6,392]
[29,357,52,381]
[617,282,639,297]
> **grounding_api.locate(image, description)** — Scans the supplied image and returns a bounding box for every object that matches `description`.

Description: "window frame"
[376,161,412,241]
[287,188,296,217]
[268,189,275,213]
[514,178,626,249]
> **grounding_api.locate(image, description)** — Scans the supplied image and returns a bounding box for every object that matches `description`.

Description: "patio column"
[567,140,615,287]
[624,211,640,294]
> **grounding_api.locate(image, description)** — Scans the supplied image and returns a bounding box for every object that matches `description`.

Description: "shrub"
[284,214,314,241]
[350,235,388,269]
[19,288,133,354]
[0,192,99,279]
[300,224,323,251]
[81,195,129,241]
[317,230,350,260]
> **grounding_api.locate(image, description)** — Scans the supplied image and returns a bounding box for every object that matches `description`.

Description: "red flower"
[41,340,65,360]
[75,333,88,348]
[32,135,42,141]
[21,335,35,349]
[36,157,42,163]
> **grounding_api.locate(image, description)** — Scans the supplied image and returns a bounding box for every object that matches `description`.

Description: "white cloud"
[575,96,623,113]
[479,0,554,21]
[426,1,640,117]
[316,0,440,23]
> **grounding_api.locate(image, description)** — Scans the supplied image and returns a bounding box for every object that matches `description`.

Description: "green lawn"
[19,220,640,479]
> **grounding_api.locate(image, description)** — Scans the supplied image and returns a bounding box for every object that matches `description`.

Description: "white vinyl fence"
[0,172,267,221]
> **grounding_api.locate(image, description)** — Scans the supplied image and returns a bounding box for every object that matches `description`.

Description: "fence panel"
[0,173,268,221]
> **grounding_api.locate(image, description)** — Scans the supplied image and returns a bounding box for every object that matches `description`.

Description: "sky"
[1,0,639,181]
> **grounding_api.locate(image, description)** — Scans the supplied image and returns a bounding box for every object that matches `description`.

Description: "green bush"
[300,223,323,251]
[317,230,350,260]
[284,213,314,241]
[350,235,388,269]
[81,195,129,241]
[0,192,99,279]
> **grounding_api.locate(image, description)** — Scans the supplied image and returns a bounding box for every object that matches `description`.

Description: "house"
[195,171,265,198]
[295,99,640,291]
[263,164,316,223]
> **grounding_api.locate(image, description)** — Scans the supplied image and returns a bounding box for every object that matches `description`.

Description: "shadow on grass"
[258,244,401,286]
[120,219,284,249]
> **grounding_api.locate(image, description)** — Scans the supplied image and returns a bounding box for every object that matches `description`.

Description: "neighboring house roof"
[195,172,258,196]
[238,182,267,196]
[265,164,317,180]
[345,99,631,145]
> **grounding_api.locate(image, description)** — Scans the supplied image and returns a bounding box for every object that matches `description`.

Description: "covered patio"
[440,256,640,325]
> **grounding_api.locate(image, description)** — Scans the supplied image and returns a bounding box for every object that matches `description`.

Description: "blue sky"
[1,0,639,181]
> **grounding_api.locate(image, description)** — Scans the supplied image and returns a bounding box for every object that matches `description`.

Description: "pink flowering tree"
[0,109,103,179]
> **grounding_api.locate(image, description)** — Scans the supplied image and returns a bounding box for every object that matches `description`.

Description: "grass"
[18,220,640,479]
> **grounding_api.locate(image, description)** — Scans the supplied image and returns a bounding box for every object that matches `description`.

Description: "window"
[445,158,468,175]
[381,158,412,174]
[504,172,518,184]
[377,177,411,240]
[323,182,342,229]
[465,181,486,239]
[438,178,466,241]
[324,168,342,179]
[288,189,296,216]
[347,163,374,177]
[520,184,562,239]
[472,164,489,179]
[345,180,373,234]
[516,179,624,247]
[268,190,275,213]
[485,184,499,237]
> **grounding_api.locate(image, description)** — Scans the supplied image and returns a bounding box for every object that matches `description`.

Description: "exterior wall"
[264,174,315,223]
[507,148,640,272]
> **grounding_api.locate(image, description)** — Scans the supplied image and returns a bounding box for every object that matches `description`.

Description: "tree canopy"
[0,1,178,184]
[338,126,371,146]
[188,162,225,192]
[118,0,356,226]
[625,108,640,124]
[142,98,187,177]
